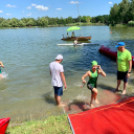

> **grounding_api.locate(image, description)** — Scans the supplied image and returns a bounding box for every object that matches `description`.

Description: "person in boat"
[71,31,75,38]
[81,61,106,108]
[49,54,67,107]
[0,61,4,78]
[115,42,132,95]
[67,32,69,38]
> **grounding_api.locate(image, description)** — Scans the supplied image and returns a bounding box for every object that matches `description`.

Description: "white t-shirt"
[49,62,64,87]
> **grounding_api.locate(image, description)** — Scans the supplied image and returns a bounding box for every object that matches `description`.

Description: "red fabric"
[99,45,134,66]
[0,117,10,134]
[68,97,134,134]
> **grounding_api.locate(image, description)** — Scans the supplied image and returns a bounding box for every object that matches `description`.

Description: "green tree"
[0,20,10,27]
[110,3,120,24]
[18,21,26,27]
[9,18,19,27]
[38,17,48,26]
[86,16,91,23]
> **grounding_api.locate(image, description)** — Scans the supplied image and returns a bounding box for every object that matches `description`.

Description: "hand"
[64,84,67,89]
[127,73,130,78]
[97,65,102,70]
[82,80,86,84]
[2,66,4,68]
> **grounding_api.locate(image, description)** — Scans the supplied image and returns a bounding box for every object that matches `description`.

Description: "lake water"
[0,26,134,122]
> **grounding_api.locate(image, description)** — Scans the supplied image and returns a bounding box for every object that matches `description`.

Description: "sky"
[0,0,123,19]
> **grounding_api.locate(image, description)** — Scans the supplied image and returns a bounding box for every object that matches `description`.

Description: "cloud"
[27,13,32,16]
[35,5,49,11]
[56,8,62,10]
[6,4,16,8]
[22,10,25,13]
[68,1,79,4]
[0,10,3,13]
[31,3,37,7]
[27,6,32,9]
[6,13,11,16]
[109,2,112,4]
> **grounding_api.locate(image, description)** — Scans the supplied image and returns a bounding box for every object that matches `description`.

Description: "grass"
[7,114,72,134]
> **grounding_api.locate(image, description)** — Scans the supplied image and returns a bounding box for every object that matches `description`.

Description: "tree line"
[0,15,110,28]
[110,0,134,25]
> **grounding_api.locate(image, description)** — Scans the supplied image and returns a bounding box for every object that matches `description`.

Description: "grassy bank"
[7,114,72,134]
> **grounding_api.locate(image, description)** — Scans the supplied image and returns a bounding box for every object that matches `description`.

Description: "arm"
[60,72,67,89]
[98,65,106,77]
[127,60,132,78]
[0,61,4,68]
[128,60,132,73]
[81,71,90,83]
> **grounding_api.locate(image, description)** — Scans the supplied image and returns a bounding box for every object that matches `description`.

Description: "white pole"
[77,1,82,36]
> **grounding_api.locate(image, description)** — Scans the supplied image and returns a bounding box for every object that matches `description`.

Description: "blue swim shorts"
[53,86,63,96]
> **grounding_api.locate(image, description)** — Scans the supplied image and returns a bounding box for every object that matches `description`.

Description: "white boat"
[57,43,99,46]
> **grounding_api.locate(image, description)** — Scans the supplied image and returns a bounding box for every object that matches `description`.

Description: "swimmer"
[81,61,106,108]
[0,61,4,78]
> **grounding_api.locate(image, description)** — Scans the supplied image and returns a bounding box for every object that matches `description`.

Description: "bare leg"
[55,94,65,107]
[89,93,94,108]
[0,74,2,78]
[92,88,99,104]
[122,82,127,95]
[116,80,121,91]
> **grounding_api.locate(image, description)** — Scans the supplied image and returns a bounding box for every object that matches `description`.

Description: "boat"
[61,36,91,41]
[57,43,99,46]
[99,45,134,66]
[0,117,10,134]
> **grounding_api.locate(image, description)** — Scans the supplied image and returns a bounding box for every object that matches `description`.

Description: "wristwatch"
[128,72,131,74]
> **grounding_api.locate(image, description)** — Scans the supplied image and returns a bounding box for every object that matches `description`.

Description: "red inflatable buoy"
[99,45,134,66]
[0,117,10,134]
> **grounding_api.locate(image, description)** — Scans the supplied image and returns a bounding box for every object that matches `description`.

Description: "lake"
[0,26,134,122]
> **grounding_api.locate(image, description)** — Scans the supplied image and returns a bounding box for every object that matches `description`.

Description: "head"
[91,61,98,70]
[115,42,125,52]
[55,54,63,63]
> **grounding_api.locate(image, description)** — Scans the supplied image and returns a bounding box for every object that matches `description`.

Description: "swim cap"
[91,61,98,67]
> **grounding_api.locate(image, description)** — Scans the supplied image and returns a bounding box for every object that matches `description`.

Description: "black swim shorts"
[87,83,94,91]
[117,71,128,83]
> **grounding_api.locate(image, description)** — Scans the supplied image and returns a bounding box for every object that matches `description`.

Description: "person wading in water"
[81,61,106,108]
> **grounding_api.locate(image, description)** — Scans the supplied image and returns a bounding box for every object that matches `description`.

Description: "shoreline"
[0,23,107,29]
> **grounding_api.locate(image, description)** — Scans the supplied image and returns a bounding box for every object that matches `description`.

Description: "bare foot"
[57,102,66,107]
[89,103,94,108]
[94,99,99,104]
[114,88,119,91]
[122,90,126,95]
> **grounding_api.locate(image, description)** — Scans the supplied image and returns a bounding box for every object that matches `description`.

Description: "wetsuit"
[87,70,98,92]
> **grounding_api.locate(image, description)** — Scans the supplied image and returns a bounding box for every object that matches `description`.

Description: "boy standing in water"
[81,61,106,108]
[0,61,4,78]
[49,54,67,107]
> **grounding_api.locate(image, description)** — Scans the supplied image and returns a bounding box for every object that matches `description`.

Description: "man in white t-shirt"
[49,54,67,106]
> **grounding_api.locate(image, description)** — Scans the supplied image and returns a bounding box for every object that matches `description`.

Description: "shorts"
[87,83,96,93]
[117,71,128,83]
[53,86,63,96]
